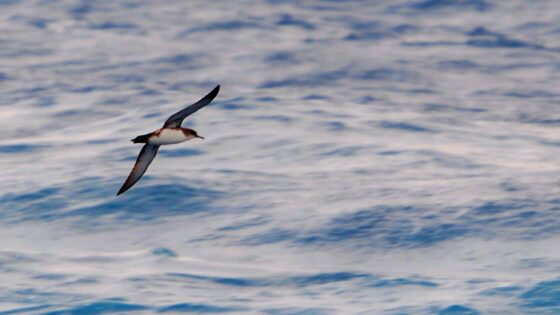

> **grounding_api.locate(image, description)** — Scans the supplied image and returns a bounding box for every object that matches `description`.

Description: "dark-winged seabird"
[117,85,220,196]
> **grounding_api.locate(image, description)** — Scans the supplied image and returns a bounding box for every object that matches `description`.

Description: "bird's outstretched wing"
[163,85,220,128]
[117,144,160,195]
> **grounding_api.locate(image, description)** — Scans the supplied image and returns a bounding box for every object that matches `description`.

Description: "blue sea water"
[1,0,560,314]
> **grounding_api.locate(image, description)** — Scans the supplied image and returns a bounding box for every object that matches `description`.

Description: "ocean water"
[1,0,560,314]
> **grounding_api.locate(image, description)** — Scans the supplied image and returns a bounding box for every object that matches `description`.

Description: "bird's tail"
[131,133,152,143]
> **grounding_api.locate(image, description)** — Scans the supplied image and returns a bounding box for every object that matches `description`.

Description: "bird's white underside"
[148,128,193,145]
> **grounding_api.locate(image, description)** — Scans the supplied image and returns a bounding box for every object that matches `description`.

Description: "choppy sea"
[2,0,560,314]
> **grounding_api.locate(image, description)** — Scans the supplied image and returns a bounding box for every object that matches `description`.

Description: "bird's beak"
[197,135,205,139]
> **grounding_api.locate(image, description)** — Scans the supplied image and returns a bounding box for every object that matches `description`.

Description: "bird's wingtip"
[204,84,220,100]
[116,187,125,196]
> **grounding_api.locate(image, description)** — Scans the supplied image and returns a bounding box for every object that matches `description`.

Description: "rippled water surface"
[2,0,560,314]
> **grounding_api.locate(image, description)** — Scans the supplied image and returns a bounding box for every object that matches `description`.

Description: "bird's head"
[182,128,204,139]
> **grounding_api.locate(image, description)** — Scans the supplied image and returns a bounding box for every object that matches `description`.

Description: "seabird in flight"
[117,85,220,195]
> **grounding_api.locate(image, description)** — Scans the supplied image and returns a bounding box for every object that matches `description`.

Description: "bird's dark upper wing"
[163,85,220,128]
[117,144,160,196]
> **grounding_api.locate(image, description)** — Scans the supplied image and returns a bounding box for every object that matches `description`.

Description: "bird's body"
[133,128,199,145]
[117,85,220,196]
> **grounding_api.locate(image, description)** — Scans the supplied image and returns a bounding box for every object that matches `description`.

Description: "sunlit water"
[2,0,560,314]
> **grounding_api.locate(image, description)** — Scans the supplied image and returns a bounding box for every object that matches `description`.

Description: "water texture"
[1,0,560,314]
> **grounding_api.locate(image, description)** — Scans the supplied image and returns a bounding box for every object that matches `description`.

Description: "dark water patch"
[276,14,315,30]
[224,96,246,103]
[399,223,468,246]
[291,272,373,286]
[98,97,129,106]
[0,305,52,315]
[321,146,363,157]
[33,273,67,281]
[378,150,402,156]
[466,27,499,37]
[264,51,299,64]
[240,228,294,245]
[70,183,223,220]
[169,271,372,288]
[516,22,550,31]
[263,307,332,315]
[465,27,543,49]
[65,277,99,286]
[0,0,18,5]
[151,247,177,258]
[321,121,346,131]
[212,98,255,111]
[469,200,534,216]
[158,148,204,158]
[358,67,413,82]
[260,68,347,88]
[0,187,60,204]
[289,272,369,286]
[517,114,560,126]
[297,207,470,248]
[68,2,93,20]
[89,21,138,31]
[438,60,479,70]
[104,74,145,84]
[35,96,57,107]
[498,211,538,227]
[218,217,270,231]
[437,305,481,315]
[0,144,44,153]
[6,288,79,305]
[11,15,44,29]
[519,279,560,310]
[518,258,545,269]
[354,95,377,104]
[189,234,227,244]
[214,102,254,111]
[53,109,84,118]
[41,301,149,315]
[154,54,199,66]
[14,86,51,97]
[298,208,398,244]
[87,139,117,145]
[345,24,417,41]
[479,285,523,297]
[139,88,161,96]
[409,0,490,11]
[168,272,271,287]
[70,85,110,93]
[303,94,329,100]
[256,96,278,102]
[499,181,521,192]
[142,112,163,120]
[158,303,243,313]
[452,197,560,239]
[255,115,293,123]
[371,278,438,288]
[1,48,53,58]
[510,91,560,99]
[466,278,492,285]
[408,88,435,94]
[402,40,460,47]
[378,121,435,132]
[1,197,68,222]
[0,251,39,265]
[179,20,263,37]
[421,103,485,113]
[467,38,543,49]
